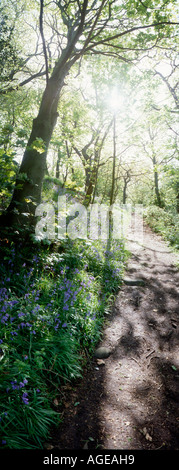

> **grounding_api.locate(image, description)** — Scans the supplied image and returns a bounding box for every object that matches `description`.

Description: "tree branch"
[154,69,179,108]
[82,21,179,56]
[40,0,49,84]
[0,70,46,95]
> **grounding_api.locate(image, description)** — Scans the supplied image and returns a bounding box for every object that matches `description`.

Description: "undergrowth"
[144,206,179,250]
[0,236,127,448]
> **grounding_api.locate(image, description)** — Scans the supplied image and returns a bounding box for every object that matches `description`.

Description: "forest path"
[52,224,179,450]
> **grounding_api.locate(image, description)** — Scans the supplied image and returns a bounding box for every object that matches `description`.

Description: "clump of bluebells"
[0,237,127,448]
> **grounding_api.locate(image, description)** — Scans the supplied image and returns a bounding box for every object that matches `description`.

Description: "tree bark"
[110,115,116,208]
[2,65,70,230]
[108,115,116,237]
[152,154,162,207]
[176,192,179,213]
[56,150,60,179]
[83,154,99,207]
[123,179,128,204]
[154,169,162,207]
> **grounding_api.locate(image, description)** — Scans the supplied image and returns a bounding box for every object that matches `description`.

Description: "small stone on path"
[94,347,111,359]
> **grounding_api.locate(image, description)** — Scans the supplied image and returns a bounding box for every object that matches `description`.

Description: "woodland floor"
[51,224,179,451]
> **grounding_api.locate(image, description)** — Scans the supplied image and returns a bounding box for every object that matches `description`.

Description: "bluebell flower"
[22,392,29,405]
[63,305,69,311]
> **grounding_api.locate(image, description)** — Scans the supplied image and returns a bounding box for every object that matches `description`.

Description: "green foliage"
[0,9,23,85]
[0,236,127,448]
[144,205,179,249]
[0,148,18,211]
[28,138,46,155]
[0,122,30,211]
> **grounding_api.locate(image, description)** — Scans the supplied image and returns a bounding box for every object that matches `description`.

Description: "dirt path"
[51,225,179,450]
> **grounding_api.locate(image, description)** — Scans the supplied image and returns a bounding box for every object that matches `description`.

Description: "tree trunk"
[122,172,131,204]
[176,193,179,213]
[2,66,69,230]
[83,166,97,207]
[110,115,116,208]
[83,150,99,207]
[109,115,116,237]
[152,154,162,207]
[56,149,61,179]
[123,179,128,204]
[154,169,162,207]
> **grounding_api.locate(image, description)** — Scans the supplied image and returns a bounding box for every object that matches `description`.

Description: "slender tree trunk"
[154,170,162,207]
[91,163,99,204]
[56,149,60,179]
[176,193,179,213]
[122,172,131,204]
[123,179,128,204]
[83,150,99,207]
[152,154,162,207]
[110,115,116,208]
[83,165,97,207]
[109,115,116,237]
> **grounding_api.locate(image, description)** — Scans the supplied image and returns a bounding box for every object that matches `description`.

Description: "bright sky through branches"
[108,87,124,113]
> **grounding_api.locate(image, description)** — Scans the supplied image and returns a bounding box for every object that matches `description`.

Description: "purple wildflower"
[22,392,29,405]
[18,312,25,318]
[63,305,69,311]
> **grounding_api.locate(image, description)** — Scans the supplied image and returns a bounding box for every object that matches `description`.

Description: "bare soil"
[51,224,179,450]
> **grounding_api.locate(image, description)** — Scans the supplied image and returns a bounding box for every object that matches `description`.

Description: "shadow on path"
[52,228,179,450]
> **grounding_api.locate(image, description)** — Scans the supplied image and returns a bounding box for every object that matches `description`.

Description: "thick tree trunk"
[2,67,69,230]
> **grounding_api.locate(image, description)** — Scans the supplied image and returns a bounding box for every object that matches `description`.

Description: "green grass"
[0,236,127,448]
